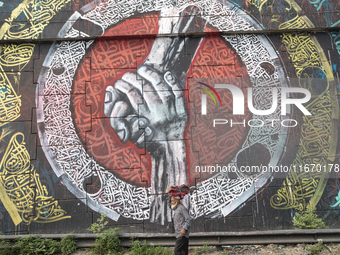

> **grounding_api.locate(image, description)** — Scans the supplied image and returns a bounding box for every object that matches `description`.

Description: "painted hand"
[103,65,188,152]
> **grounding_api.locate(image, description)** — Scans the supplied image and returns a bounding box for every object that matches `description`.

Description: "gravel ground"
[73,242,340,254]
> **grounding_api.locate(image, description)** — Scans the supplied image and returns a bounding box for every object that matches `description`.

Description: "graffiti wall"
[1,0,340,234]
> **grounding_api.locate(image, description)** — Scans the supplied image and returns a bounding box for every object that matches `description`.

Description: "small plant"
[194,243,215,255]
[90,226,122,254]
[309,240,324,254]
[129,238,172,255]
[88,212,122,254]
[293,204,328,229]
[88,212,108,234]
[61,234,77,255]
[95,228,122,255]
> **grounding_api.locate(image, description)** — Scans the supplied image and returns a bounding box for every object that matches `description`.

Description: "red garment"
[167,184,189,199]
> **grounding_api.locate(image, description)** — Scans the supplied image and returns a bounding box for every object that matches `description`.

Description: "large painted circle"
[71,20,254,188]
[36,0,291,221]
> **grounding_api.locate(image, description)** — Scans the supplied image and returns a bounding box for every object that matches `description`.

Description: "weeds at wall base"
[90,228,122,255]
[194,243,216,255]
[0,234,77,255]
[304,241,324,255]
[129,238,173,255]
[0,236,61,255]
[292,204,328,230]
[2,211,331,255]
[87,213,122,255]
[60,234,77,255]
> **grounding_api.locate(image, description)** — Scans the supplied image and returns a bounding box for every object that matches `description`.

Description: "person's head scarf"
[167,184,189,199]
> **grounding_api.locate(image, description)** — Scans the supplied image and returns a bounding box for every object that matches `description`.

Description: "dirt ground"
[74,243,340,254]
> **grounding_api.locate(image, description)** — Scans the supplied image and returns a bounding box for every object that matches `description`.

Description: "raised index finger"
[137,65,172,92]
[164,71,187,117]
[137,65,174,104]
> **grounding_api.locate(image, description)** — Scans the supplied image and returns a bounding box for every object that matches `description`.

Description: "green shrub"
[61,234,77,255]
[88,212,108,234]
[0,234,78,255]
[10,236,61,255]
[129,239,172,255]
[90,227,122,255]
[293,204,327,229]
[88,212,122,254]
[310,240,324,254]
[0,239,12,255]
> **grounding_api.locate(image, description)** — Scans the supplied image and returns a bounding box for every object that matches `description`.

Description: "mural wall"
[0,0,340,234]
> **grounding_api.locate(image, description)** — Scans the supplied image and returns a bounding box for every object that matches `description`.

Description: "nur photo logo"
[198,82,312,116]
[197,82,223,115]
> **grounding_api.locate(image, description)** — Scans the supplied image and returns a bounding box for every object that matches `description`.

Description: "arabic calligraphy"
[0,0,71,127]
[0,0,72,224]
[1,0,71,40]
[0,66,21,126]
[270,14,334,210]
[0,132,70,225]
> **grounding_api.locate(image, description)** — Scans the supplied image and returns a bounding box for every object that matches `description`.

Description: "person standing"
[168,185,191,255]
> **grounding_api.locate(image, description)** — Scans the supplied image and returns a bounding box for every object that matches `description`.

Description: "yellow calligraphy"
[0,0,71,224]
[0,0,71,127]
[270,12,337,210]
[248,0,337,210]
[247,0,269,12]
[0,133,71,225]
[0,0,71,40]
[0,65,21,127]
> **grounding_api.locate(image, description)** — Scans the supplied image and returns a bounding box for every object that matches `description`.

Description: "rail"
[1,229,340,248]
